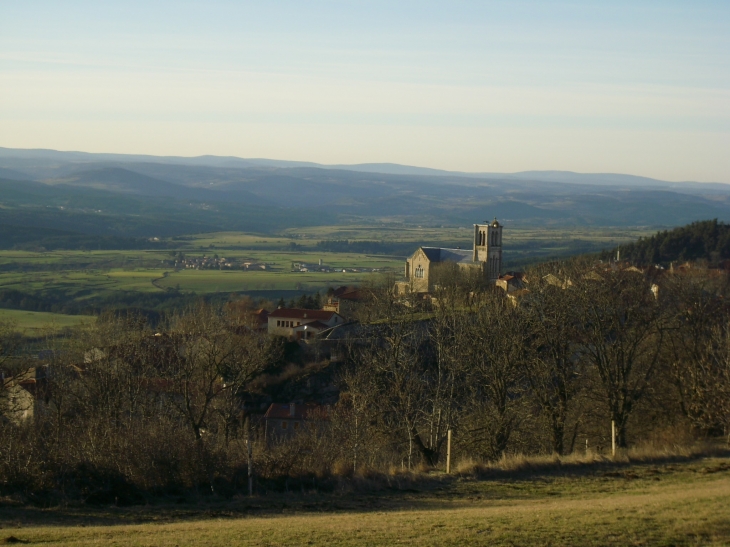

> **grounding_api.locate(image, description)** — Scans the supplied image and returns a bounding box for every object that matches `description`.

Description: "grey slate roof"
[420,247,473,264]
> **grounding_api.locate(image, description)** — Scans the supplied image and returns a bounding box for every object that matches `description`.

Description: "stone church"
[398,218,503,294]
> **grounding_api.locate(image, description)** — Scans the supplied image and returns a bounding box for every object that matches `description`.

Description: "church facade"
[399,219,503,294]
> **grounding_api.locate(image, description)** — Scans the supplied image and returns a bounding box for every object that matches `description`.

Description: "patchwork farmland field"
[0,253,400,297]
[0,225,652,322]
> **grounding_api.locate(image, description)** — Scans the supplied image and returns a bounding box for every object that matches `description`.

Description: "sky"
[1,0,728,181]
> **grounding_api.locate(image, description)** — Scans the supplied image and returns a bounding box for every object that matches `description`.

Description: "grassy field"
[0,309,93,333]
[0,225,655,318]
[0,255,399,297]
[281,224,652,244]
[190,224,654,270]
[156,268,389,293]
[1,455,728,546]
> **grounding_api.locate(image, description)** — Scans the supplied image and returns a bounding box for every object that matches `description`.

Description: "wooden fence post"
[611,420,616,457]
[446,429,452,474]
[247,415,254,497]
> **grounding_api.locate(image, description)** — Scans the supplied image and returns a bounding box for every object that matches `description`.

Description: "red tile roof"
[269,308,339,321]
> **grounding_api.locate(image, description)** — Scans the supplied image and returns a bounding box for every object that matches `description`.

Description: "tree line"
[601,219,730,266]
[331,260,729,471]
[0,223,171,252]
[1,258,729,503]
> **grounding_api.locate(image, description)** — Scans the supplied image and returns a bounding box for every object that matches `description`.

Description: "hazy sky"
[1,1,728,181]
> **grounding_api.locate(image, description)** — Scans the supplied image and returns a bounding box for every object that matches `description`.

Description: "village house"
[322,286,365,318]
[0,368,41,425]
[263,402,327,441]
[292,259,329,272]
[175,255,234,270]
[397,218,504,294]
[496,272,527,293]
[267,308,344,339]
[242,262,267,271]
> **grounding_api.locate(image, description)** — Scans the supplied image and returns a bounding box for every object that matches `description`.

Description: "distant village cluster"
[161,255,381,273]
[168,254,235,270]
[163,254,268,271]
[291,260,381,274]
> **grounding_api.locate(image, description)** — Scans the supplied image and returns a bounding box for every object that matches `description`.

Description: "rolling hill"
[1,147,730,237]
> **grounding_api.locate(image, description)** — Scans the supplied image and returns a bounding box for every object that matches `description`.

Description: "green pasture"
[0,308,93,333]
[157,269,386,293]
[0,249,206,273]
[0,226,648,268]
[177,225,652,274]
[0,269,163,296]
[180,226,456,248]
[106,269,170,292]
[0,225,654,312]
[178,231,300,249]
[279,224,652,245]
[171,249,402,268]
[281,223,473,242]
[0,248,402,301]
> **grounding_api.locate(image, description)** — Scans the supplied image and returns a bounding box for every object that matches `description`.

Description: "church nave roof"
[420,247,473,264]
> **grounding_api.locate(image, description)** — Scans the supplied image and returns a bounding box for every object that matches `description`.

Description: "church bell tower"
[473,218,502,281]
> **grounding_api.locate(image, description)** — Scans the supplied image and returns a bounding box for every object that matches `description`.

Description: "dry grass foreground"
[1,455,729,546]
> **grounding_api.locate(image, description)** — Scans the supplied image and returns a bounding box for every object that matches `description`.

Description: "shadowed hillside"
[602,219,730,265]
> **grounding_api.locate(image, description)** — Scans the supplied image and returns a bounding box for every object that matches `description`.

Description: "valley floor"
[1,454,729,546]
[0,226,653,323]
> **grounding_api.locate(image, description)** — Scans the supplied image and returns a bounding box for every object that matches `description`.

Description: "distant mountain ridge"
[48,167,271,205]
[1,146,727,189]
[2,147,730,234]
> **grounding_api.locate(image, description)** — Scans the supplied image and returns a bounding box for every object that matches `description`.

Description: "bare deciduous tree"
[573,270,665,448]
[522,265,585,454]
[459,294,527,460]
[160,304,278,490]
[663,273,730,434]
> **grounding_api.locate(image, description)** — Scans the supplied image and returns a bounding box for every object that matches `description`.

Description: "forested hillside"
[604,219,730,265]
